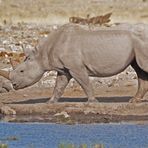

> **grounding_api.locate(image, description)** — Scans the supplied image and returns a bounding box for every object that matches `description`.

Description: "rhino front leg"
[130,78,148,103]
[69,69,97,102]
[48,72,71,103]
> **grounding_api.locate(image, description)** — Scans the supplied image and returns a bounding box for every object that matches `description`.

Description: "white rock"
[54,111,70,118]
[0,106,16,115]
[0,47,5,51]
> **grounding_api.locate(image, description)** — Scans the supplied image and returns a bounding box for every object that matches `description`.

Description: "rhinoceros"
[1,24,148,103]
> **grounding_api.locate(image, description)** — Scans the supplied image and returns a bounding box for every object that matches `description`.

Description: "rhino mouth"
[12,82,26,90]
[13,85,27,90]
[12,83,20,90]
[12,80,36,90]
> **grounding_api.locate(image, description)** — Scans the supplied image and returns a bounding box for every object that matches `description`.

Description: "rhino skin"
[8,24,148,103]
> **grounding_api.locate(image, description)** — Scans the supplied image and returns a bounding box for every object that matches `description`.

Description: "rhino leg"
[130,61,148,103]
[69,69,97,102]
[48,72,71,103]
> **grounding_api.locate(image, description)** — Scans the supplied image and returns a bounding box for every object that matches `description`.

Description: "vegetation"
[0,0,148,24]
[58,143,105,148]
[0,144,8,148]
[0,136,19,148]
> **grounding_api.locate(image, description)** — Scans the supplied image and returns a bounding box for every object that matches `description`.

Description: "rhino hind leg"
[130,61,148,103]
[69,68,97,102]
[48,72,71,103]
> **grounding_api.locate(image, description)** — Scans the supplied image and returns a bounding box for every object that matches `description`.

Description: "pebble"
[0,106,16,115]
[54,111,70,118]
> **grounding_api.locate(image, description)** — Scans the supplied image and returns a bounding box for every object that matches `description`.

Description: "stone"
[0,106,16,115]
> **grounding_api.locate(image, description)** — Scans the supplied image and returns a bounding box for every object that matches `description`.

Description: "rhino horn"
[0,69,10,80]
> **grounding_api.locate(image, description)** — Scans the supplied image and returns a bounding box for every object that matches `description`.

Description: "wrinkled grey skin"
[9,24,148,103]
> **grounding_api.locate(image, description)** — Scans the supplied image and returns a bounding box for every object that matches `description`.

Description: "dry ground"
[0,0,148,24]
[0,82,148,124]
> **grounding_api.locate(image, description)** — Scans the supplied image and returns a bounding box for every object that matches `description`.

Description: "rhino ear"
[34,45,39,53]
[22,44,38,57]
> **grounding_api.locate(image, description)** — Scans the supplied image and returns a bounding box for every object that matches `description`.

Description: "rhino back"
[51,26,134,77]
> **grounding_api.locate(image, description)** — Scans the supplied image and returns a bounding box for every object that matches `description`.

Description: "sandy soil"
[0,82,148,124]
[0,0,148,24]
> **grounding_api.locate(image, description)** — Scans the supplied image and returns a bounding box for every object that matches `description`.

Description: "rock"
[52,25,58,30]
[0,77,13,93]
[0,47,5,51]
[54,111,70,118]
[0,106,16,115]
[2,40,10,45]
[84,110,96,115]
[9,44,19,51]
[23,94,28,97]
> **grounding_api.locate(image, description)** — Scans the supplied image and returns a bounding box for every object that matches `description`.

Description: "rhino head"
[0,46,46,90]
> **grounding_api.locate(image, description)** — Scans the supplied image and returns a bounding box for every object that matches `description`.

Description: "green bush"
[58,143,105,148]
[0,144,8,148]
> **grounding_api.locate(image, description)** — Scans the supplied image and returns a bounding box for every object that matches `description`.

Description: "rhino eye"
[20,70,24,73]
[24,56,30,62]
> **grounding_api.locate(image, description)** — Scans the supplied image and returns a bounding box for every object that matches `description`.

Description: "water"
[0,122,148,148]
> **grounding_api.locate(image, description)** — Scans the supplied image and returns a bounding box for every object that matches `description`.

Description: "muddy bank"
[1,113,148,124]
[0,85,147,124]
[1,103,148,124]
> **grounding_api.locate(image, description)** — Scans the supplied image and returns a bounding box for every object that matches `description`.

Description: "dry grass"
[0,0,148,24]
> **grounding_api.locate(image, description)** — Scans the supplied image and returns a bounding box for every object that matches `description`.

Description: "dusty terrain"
[0,0,148,24]
[0,82,148,124]
[0,0,148,123]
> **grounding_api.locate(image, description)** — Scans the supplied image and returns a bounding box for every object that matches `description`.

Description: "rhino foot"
[129,97,142,103]
[47,98,58,104]
[87,98,98,103]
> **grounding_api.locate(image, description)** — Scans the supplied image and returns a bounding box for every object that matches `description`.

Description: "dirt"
[0,83,148,124]
[0,0,148,24]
